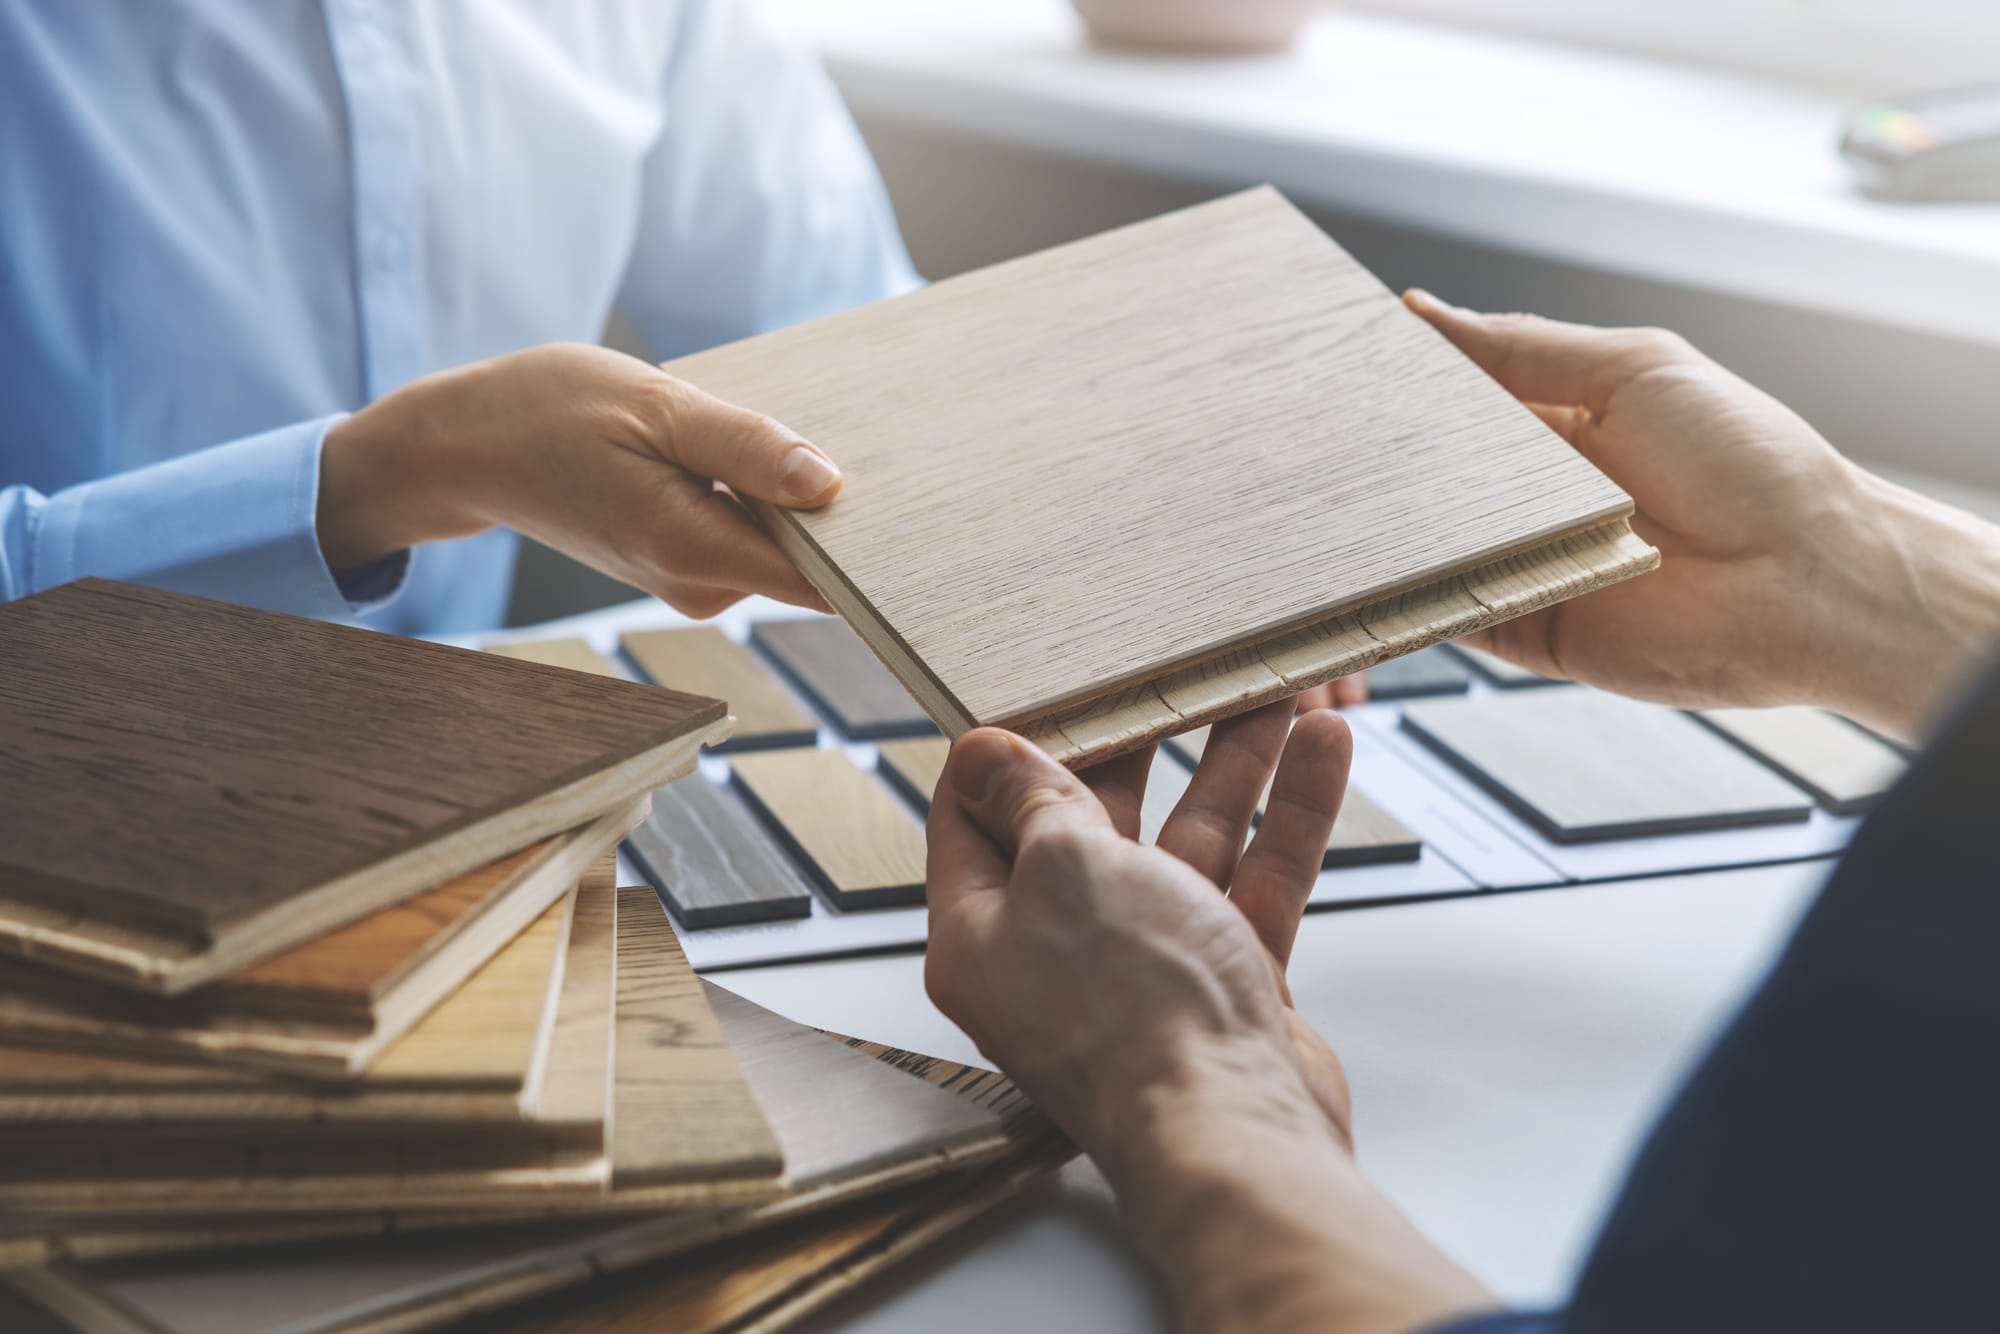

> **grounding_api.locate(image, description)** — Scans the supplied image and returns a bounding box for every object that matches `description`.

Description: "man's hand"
[1409,291,2000,741]
[317,342,838,616]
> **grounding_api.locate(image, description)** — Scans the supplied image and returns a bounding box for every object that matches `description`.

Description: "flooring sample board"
[1363,646,1475,699]
[874,736,953,811]
[609,887,784,1189]
[730,751,928,909]
[1455,644,1556,688]
[1165,726,1420,865]
[750,618,936,740]
[1695,707,1906,816]
[1401,690,1815,842]
[625,779,813,929]
[619,627,818,751]
[662,188,1656,768]
[485,638,622,677]
[0,579,727,994]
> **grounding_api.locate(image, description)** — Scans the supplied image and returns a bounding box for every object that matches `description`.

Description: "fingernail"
[1404,288,1454,316]
[777,445,841,504]
[953,731,1018,804]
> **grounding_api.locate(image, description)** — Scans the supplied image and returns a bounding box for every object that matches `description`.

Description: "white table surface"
[717,859,1828,1331]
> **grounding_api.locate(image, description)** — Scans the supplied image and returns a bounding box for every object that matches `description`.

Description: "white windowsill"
[770,0,2000,349]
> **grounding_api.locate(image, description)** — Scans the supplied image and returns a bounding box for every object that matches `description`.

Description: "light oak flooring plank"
[874,737,952,812]
[619,627,818,752]
[485,639,621,678]
[729,751,927,909]
[1695,706,1906,815]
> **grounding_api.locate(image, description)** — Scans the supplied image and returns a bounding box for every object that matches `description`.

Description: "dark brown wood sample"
[750,618,936,739]
[875,737,953,811]
[619,626,819,751]
[1364,646,1474,699]
[0,579,727,993]
[729,751,927,909]
[625,778,813,928]
[1402,689,1814,842]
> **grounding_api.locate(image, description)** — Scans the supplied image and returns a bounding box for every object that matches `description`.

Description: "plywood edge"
[0,726,717,996]
[1027,520,1658,767]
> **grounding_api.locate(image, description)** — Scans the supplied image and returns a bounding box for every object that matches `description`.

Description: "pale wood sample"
[0,802,635,1081]
[610,887,784,1188]
[624,778,813,929]
[874,736,953,811]
[1402,689,1815,842]
[750,618,936,740]
[0,579,727,994]
[619,627,818,751]
[525,885,617,1132]
[661,189,1654,766]
[486,638,622,677]
[1695,707,1906,815]
[1364,646,1474,699]
[1165,726,1420,865]
[729,751,928,909]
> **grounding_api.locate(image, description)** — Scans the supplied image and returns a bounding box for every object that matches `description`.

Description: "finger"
[1231,710,1351,967]
[646,372,844,509]
[1293,683,1336,712]
[1404,289,1690,420]
[1155,699,1294,888]
[653,479,832,611]
[1527,401,1589,448]
[1079,745,1156,842]
[944,728,1114,858]
[1330,671,1369,707]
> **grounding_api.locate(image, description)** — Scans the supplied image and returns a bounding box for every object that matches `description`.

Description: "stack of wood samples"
[662,186,1659,768]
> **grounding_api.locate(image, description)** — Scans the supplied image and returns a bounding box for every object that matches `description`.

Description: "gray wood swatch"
[1695,707,1905,816]
[1365,646,1473,699]
[1402,689,1813,842]
[625,779,813,929]
[750,619,936,740]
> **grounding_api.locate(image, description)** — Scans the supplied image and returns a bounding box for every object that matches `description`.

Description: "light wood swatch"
[624,778,813,929]
[0,580,727,994]
[610,886,784,1188]
[662,189,1653,765]
[874,736,952,811]
[729,751,927,909]
[619,627,818,751]
[486,638,622,677]
[1364,646,1474,699]
[1695,707,1906,815]
[1165,727,1420,865]
[1402,690,1814,842]
[526,885,617,1131]
[750,618,935,740]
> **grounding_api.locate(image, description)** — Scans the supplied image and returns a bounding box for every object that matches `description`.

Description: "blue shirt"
[0,0,917,631]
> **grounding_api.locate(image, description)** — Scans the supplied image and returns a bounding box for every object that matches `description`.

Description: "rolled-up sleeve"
[1,415,407,617]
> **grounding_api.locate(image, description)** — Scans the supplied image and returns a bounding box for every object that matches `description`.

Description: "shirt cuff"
[1418,1313,1562,1334]
[32,414,411,621]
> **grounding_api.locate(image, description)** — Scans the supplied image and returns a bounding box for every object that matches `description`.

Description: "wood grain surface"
[1364,646,1474,699]
[663,189,1649,763]
[1402,690,1815,842]
[609,887,783,1188]
[0,580,726,993]
[1163,727,1420,864]
[749,619,935,740]
[1695,707,1906,815]
[525,885,616,1131]
[624,779,813,929]
[728,752,927,909]
[873,737,952,812]
[619,628,817,752]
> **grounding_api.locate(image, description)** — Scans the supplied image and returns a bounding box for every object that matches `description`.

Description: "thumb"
[943,728,1114,856]
[648,372,844,509]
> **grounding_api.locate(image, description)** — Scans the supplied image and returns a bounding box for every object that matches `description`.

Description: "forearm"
[317,368,482,577]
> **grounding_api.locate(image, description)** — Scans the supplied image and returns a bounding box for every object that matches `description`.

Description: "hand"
[317,342,838,617]
[1293,672,1370,711]
[925,704,1491,1334]
[1408,292,2000,741]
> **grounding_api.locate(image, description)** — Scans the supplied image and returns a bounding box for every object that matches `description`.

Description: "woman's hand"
[1408,292,2000,741]
[925,704,1492,1334]
[317,342,838,617]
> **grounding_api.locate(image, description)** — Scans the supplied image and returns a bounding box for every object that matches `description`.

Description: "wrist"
[317,371,481,576]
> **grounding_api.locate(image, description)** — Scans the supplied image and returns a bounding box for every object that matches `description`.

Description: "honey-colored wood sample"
[0,579,727,994]
[729,751,928,909]
[1695,707,1906,815]
[609,887,784,1189]
[1402,689,1814,842]
[619,627,818,751]
[662,189,1655,768]
[624,778,812,929]
[750,618,935,739]
[1166,726,1420,865]
[486,638,622,677]
[0,802,636,1080]
[875,736,953,811]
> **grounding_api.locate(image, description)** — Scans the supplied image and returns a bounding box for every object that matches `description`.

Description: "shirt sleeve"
[0,415,408,617]
[1422,1316,1562,1334]
[614,0,922,360]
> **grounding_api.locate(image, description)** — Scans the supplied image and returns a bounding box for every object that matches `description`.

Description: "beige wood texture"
[1402,690,1815,842]
[1167,726,1420,863]
[619,627,818,750]
[728,751,927,909]
[662,188,1653,766]
[1696,707,1906,815]
[524,884,616,1129]
[874,736,952,811]
[486,638,622,677]
[610,887,784,1188]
